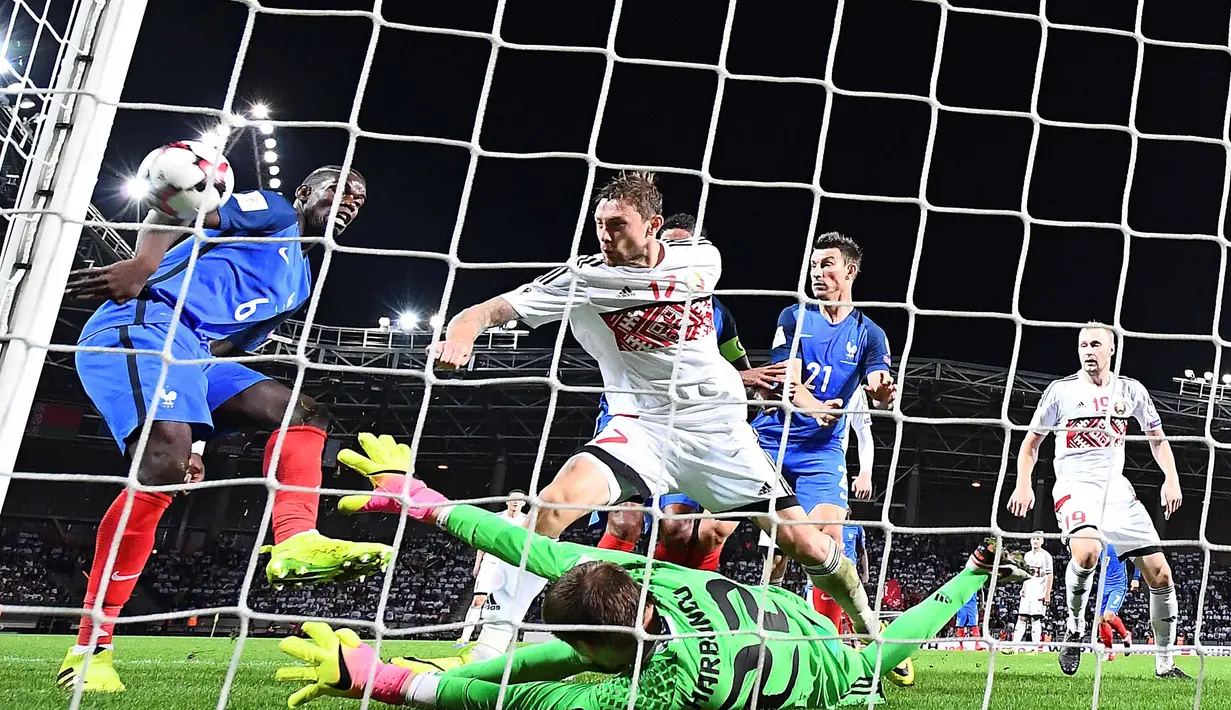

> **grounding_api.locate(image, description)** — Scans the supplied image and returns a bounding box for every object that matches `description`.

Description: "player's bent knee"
[658,518,694,551]
[292,394,329,430]
[606,508,644,542]
[128,423,193,488]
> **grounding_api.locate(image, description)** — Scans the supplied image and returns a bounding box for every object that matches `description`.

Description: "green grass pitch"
[0,635,1227,709]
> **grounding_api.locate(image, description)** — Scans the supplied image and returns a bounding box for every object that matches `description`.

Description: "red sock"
[77,491,171,647]
[690,544,723,572]
[810,587,845,632]
[1098,621,1114,649]
[1108,614,1130,640]
[598,533,637,552]
[264,426,326,544]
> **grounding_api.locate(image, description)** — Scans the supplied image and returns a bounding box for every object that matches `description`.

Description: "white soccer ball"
[136,140,235,220]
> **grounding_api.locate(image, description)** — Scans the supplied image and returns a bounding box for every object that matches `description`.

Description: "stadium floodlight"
[428,313,445,329]
[268,165,280,176]
[228,113,247,129]
[437,464,448,470]
[504,320,518,329]
[263,150,278,163]
[122,177,150,200]
[1185,369,1195,379]
[377,316,391,328]
[259,122,274,135]
[17,99,33,109]
[250,103,270,120]
[1222,374,1231,385]
[1205,372,1215,381]
[4,81,19,92]
[971,481,981,488]
[397,311,418,331]
[264,138,276,150]
[268,178,281,189]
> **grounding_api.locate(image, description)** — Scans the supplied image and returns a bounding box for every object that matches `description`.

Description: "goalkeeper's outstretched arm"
[432,504,644,583]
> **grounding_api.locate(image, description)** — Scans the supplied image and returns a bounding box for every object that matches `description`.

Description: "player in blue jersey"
[58,165,392,693]
[593,213,787,573]
[752,231,895,633]
[1097,543,1140,659]
[954,591,981,650]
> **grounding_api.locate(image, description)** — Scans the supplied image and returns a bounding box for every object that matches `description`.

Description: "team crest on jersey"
[844,340,858,361]
[600,299,714,351]
[1113,400,1128,416]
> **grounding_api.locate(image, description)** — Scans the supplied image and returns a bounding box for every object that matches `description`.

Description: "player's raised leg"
[215,379,393,586]
[857,539,1030,679]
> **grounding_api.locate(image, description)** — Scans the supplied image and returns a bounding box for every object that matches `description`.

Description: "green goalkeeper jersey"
[431,505,865,710]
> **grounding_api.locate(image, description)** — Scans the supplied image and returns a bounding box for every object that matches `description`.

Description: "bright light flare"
[259,122,274,135]
[264,138,277,149]
[428,313,445,329]
[123,177,151,200]
[263,150,278,163]
[377,316,391,328]
[268,178,282,189]
[397,311,418,330]
[250,103,270,120]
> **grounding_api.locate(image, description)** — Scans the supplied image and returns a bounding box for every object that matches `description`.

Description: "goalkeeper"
[273,435,1029,709]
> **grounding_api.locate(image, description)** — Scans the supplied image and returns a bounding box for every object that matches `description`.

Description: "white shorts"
[579,415,793,513]
[1052,475,1161,555]
[1017,596,1046,617]
[473,554,505,596]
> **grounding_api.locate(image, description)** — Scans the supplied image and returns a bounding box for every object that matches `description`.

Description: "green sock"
[860,568,988,673]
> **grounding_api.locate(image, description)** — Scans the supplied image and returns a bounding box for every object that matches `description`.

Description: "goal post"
[0,0,148,512]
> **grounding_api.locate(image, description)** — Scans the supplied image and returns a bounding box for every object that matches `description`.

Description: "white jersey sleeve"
[1029,382,1062,434]
[1128,379,1163,432]
[501,263,587,329]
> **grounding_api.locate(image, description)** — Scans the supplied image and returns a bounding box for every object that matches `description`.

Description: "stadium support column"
[1032,479,1047,531]
[488,442,508,506]
[904,465,920,525]
[0,0,149,512]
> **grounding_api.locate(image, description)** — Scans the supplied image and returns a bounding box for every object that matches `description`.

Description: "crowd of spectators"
[1,518,1227,646]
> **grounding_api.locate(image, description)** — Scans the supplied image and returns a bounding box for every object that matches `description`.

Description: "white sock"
[458,604,482,643]
[1013,619,1026,643]
[1149,583,1178,672]
[1031,619,1043,643]
[805,545,877,635]
[471,561,548,659]
[1065,559,1096,633]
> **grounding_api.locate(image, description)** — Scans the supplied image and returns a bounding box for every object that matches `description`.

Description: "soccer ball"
[136,140,234,220]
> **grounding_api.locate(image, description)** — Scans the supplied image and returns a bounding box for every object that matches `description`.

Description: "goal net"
[0,1,1227,709]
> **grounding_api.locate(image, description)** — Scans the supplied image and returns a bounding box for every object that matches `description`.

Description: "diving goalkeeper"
[274,435,1029,709]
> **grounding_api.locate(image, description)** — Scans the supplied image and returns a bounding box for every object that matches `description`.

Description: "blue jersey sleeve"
[711,296,746,364]
[215,190,298,236]
[861,318,892,378]
[768,306,800,364]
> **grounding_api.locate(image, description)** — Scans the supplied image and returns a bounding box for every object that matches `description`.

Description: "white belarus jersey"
[1021,548,1053,599]
[503,241,744,430]
[1029,374,1161,483]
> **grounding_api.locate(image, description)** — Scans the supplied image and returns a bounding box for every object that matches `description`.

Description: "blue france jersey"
[81,190,310,352]
[1102,544,1138,591]
[842,524,864,563]
[751,305,891,450]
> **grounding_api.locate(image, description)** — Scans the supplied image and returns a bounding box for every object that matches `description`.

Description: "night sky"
[78,0,1231,390]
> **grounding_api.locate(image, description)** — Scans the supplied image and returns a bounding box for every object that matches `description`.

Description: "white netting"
[0,1,1227,709]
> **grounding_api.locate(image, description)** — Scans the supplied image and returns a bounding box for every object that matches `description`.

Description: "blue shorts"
[587,494,703,529]
[759,437,848,513]
[955,605,978,628]
[75,321,268,451]
[1099,588,1126,616]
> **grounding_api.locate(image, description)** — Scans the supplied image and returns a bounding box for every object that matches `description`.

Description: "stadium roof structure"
[28,209,1231,503]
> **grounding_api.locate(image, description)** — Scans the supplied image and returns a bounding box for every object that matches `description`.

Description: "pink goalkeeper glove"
[337,433,448,519]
